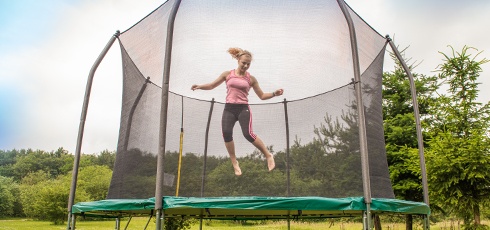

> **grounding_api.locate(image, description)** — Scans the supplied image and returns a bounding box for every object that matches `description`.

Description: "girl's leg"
[251,137,275,171]
[222,104,241,175]
[237,105,275,171]
[225,141,242,176]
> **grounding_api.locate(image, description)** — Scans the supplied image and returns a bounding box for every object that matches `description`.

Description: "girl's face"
[237,55,252,72]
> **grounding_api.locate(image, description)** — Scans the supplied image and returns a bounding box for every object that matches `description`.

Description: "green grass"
[0,218,362,230]
[0,218,488,230]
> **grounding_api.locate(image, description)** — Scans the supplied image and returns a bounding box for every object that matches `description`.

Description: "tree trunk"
[406,214,413,230]
[473,203,481,225]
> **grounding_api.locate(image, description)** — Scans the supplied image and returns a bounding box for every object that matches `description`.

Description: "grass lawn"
[0,218,487,230]
[0,218,361,230]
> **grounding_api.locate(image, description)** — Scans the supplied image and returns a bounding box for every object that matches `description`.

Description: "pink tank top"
[225,70,251,104]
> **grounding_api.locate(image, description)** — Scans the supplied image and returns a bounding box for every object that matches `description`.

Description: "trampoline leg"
[115,216,121,230]
[423,215,430,230]
[363,209,373,230]
[66,213,71,230]
[155,210,162,230]
[66,213,76,230]
[124,216,132,230]
[71,214,76,230]
[144,214,153,230]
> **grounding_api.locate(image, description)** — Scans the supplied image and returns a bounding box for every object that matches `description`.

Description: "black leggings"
[222,104,257,143]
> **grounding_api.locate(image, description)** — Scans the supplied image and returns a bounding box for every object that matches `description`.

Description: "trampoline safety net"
[106,0,394,200]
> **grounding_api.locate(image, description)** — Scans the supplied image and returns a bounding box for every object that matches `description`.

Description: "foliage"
[79,150,116,170]
[164,217,197,230]
[166,152,226,197]
[0,146,116,223]
[76,165,112,201]
[426,46,490,229]
[11,148,73,181]
[0,176,22,217]
[20,174,81,224]
[0,149,25,178]
[206,153,287,197]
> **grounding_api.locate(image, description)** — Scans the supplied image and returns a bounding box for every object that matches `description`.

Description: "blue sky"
[1,0,489,154]
[0,0,67,148]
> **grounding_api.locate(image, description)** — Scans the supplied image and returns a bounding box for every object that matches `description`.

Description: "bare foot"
[233,161,242,176]
[266,154,275,171]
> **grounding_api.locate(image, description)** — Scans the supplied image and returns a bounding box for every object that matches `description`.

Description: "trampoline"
[67,0,430,229]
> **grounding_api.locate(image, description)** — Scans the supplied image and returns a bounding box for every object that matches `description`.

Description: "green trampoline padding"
[72,196,429,219]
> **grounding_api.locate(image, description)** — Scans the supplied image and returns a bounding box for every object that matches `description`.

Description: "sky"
[1,0,489,154]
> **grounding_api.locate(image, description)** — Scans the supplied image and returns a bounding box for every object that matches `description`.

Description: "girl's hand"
[274,89,284,96]
[191,84,199,91]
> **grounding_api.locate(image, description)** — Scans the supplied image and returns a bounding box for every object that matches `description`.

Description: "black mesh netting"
[107,0,394,199]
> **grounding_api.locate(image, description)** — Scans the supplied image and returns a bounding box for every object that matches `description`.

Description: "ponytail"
[228,47,252,60]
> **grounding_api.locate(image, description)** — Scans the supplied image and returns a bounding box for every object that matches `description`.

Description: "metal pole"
[144,210,153,230]
[124,216,133,230]
[124,77,151,151]
[155,0,182,229]
[66,30,120,230]
[115,217,121,230]
[386,36,429,206]
[70,214,76,230]
[387,36,430,230]
[201,98,215,197]
[283,98,291,196]
[336,1,372,229]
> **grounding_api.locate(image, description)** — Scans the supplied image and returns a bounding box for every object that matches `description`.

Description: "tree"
[94,150,116,170]
[12,148,73,181]
[20,172,90,224]
[0,176,21,217]
[0,149,27,177]
[426,46,490,229]
[79,150,116,170]
[206,151,287,197]
[77,165,112,201]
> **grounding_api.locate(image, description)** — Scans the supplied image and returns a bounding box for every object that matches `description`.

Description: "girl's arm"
[251,76,284,100]
[191,71,229,90]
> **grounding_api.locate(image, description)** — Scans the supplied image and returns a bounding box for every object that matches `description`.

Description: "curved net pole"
[283,98,291,197]
[336,1,372,229]
[386,36,430,230]
[199,98,215,230]
[155,0,182,229]
[283,98,291,230]
[200,98,215,197]
[123,77,151,151]
[66,30,120,230]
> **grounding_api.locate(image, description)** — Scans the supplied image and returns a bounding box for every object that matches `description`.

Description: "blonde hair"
[227,47,252,60]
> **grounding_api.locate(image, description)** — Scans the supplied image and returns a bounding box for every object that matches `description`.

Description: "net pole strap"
[176,96,184,196]
[176,128,184,196]
[66,30,120,230]
[386,35,430,206]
